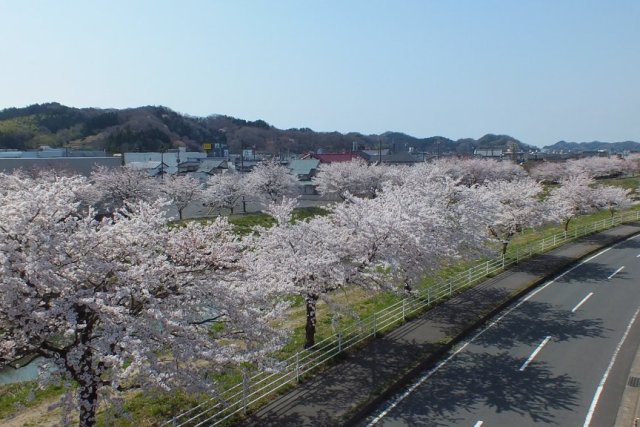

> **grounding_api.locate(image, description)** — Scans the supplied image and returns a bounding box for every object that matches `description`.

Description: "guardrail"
[164,210,640,426]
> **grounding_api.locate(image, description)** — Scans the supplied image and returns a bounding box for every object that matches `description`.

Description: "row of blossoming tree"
[1,155,637,426]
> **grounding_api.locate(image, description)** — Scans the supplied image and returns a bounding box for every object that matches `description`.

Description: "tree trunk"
[304,294,319,349]
[178,208,184,221]
[501,241,509,255]
[78,377,99,427]
[75,313,99,427]
[76,342,98,427]
[403,281,412,293]
[564,218,571,232]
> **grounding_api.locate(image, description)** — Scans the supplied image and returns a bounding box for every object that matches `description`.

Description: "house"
[474,148,504,158]
[289,159,321,195]
[301,152,365,164]
[289,159,320,181]
[360,149,390,158]
[197,158,229,175]
[235,159,260,173]
[189,158,230,182]
[361,151,422,165]
[177,159,201,174]
[126,161,168,177]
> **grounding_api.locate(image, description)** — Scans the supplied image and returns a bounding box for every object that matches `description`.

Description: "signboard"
[202,143,212,150]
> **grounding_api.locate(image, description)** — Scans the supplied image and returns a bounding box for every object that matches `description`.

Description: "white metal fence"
[163,210,640,427]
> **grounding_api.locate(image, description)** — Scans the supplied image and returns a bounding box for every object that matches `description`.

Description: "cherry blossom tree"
[330,174,487,293]
[528,161,568,183]
[244,198,356,348]
[0,169,31,194]
[204,173,248,215]
[313,159,393,200]
[429,158,526,186]
[158,174,204,220]
[546,173,599,231]
[624,153,640,176]
[476,177,545,255]
[0,174,286,426]
[243,159,299,204]
[90,165,161,211]
[595,185,634,217]
[566,156,627,179]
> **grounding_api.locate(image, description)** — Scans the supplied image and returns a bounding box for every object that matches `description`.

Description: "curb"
[343,226,640,426]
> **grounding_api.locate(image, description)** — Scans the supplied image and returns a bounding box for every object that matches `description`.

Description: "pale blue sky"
[0,0,638,146]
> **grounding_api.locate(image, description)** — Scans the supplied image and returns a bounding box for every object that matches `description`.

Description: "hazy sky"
[1,1,638,147]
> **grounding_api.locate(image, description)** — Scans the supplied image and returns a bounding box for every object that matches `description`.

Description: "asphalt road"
[362,234,640,427]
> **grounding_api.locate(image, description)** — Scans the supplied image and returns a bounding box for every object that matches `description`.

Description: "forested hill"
[0,102,537,155]
[544,140,640,152]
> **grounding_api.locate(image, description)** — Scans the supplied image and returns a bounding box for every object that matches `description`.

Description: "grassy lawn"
[0,381,65,420]
[597,175,640,193]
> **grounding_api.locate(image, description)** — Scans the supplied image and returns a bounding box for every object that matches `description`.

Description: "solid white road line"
[473,421,484,427]
[519,336,552,371]
[572,292,595,313]
[583,306,640,427]
[608,266,625,280]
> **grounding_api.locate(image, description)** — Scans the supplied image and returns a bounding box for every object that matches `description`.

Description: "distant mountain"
[0,102,538,155]
[544,140,640,152]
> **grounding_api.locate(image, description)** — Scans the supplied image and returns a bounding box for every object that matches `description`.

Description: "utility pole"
[240,142,246,213]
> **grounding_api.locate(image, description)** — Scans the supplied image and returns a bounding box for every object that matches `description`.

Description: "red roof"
[308,152,364,163]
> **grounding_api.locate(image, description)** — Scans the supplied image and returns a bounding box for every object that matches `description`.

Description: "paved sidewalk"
[238,223,640,427]
[615,340,640,427]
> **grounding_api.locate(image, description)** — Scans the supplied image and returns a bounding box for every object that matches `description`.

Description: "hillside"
[0,103,538,155]
[544,140,640,153]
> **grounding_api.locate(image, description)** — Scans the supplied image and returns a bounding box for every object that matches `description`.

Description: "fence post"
[553,234,556,247]
[486,260,489,276]
[516,247,519,264]
[402,299,406,321]
[468,267,472,284]
[373,312,377,337]
[427,288,431,305]
[502,253,505,269]
[172,416,177,427]
[449,280,452,296]
[295,352,300,383]
[338,332,342,354]
[242,371,249,414]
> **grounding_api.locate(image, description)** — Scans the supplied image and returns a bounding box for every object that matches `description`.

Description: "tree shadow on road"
[559,261,630,284]
[379,351,580,427]
[511,252,613,285]
[420,284,512,334]
[473,299,608,349]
